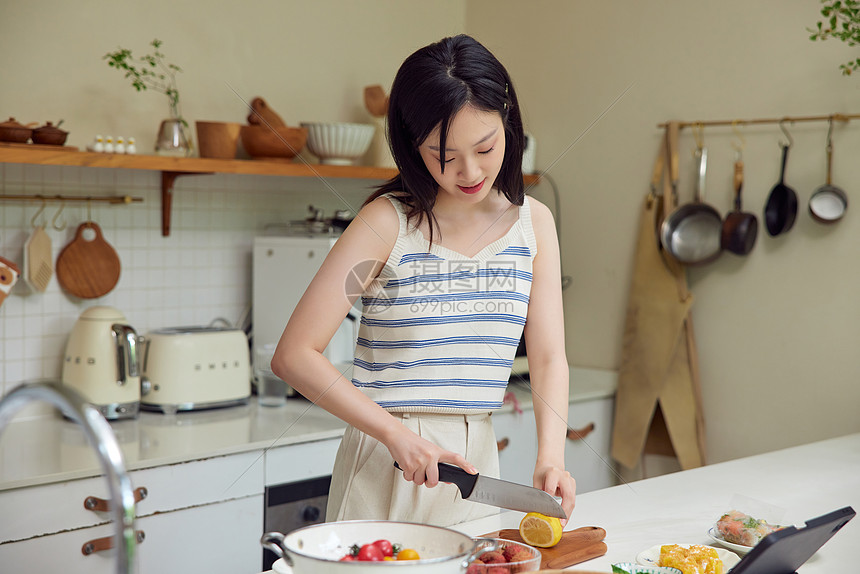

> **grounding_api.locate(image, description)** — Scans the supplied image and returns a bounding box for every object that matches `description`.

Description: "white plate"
[707,527,754,555]
[636,544,741,569]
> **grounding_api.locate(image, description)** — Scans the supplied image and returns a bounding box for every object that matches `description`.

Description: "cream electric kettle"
[62,306,141,420]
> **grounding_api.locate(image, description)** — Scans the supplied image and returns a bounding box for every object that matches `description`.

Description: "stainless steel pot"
[660,136,723,266]
[262,521,496,574]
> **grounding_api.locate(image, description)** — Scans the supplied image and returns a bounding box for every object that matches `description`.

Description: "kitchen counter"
[452,432,860,572]
[0,366,616,492]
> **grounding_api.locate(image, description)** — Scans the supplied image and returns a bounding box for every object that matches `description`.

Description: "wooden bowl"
[240,125,307,161]
[196,121,241,159]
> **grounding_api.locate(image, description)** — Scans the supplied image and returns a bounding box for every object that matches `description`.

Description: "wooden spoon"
[364,85,389,117]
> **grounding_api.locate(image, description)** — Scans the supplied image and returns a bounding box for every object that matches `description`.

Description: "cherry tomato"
[357,543,385,561]
[339,555,356,562]
[373,539,394,557]
[397,548,420,561]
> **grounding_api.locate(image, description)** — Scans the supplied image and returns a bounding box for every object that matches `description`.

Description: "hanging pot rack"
[657,112,860,129]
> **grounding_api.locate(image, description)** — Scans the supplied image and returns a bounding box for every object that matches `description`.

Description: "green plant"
[104,39,186,125]
[809,0,860,75]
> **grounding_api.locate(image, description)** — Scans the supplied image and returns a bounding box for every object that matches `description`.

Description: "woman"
[272,34,574,526]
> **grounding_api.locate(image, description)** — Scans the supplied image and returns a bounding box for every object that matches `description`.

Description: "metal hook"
[826,116,834,153]
[52,201,67,231]
[778,118,794,149]
[30,198,48,228]
[731,120,745,159]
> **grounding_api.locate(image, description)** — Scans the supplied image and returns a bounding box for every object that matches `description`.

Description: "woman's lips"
[457,179,485,194]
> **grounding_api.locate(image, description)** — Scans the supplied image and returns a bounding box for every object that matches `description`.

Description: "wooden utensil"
[364,85,389,117]
[481,527,608,569]
[56,222,121,299]
[247,97,287,128]
[24,226,53,292]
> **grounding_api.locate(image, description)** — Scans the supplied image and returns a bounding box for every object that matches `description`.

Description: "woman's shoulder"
[349,194,402,242]
[523,195,554,227]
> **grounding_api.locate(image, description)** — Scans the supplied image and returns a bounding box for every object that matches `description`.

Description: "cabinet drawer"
[565,397,615,493]
[492,410,537,486]
[0,451,264,543]
[266,438,341,486]
[0,495,263,574]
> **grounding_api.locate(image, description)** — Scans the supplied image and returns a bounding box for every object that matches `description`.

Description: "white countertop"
[452,432,860,572]
[0,366,617,492]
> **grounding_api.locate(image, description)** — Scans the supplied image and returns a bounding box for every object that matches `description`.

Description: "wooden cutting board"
[56,222,121,299]
[481,526,608,570]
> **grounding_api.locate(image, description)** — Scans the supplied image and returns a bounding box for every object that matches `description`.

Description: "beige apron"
[327,412,500,527]
[611,124,706,471]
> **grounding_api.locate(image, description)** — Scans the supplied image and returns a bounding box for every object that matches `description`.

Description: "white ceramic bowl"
[300,122,375,165]
[262,520,495,574]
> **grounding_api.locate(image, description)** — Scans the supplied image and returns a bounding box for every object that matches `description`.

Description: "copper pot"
[31,121,68,146]
[0,117,33,143]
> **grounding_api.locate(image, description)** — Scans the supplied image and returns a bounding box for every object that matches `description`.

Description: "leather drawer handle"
[84,486,148,512]
[82,530,145,556]
[566,422,595,441]
[497,437,510,452]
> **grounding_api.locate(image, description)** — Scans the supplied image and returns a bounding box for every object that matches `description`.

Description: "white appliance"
[252,236,360,396]
[61,306,140,420]
[139,326,251,414]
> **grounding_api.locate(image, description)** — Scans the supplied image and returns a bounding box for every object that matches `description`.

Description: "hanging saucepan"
[763,120,798,236]
[722,157,758,255]
[809,118,848,224]
[661,133,723,265]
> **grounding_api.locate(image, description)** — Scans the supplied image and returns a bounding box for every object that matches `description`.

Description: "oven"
[262,474,331,571]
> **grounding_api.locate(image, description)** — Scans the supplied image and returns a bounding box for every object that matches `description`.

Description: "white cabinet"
[492,408,537,486]
[265,437,341,486]
[492,393,616,494]
[565,397,616,493]
[0,451,265,574]
[0,496,263,574]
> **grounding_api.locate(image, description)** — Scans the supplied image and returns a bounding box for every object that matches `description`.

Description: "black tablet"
[729,506,855,574]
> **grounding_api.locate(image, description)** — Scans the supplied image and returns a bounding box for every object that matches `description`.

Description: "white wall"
[467,0,860,463]
[2,1,859,465]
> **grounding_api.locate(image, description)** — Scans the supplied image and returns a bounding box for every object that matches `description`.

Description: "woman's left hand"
[534,464,576,526]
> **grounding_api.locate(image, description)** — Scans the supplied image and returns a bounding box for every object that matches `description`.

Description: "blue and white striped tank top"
[351,193,537,413]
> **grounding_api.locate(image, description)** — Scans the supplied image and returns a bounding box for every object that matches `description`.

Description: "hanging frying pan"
[721,157,758,255]
[763,120,798,236]
[809,118,848,224]
[660,125,723,265]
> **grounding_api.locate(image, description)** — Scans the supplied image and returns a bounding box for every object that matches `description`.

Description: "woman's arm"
[271,197,476,487]
[522,197,575,521]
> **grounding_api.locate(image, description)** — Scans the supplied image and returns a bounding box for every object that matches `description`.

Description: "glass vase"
[155,103,192,157]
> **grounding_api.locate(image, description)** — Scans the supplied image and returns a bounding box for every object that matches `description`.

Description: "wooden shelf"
[0,146,540,236]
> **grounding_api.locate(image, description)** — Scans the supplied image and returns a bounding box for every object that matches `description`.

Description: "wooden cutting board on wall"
[480,527,608,569]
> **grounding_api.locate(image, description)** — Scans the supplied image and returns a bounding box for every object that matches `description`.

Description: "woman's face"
[418,104,506,203]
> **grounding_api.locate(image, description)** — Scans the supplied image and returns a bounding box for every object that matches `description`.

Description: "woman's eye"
[439,157,454,164]
[478,147,495,155]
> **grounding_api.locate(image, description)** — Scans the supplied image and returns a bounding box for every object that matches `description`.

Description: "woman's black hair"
[365,34,525,245]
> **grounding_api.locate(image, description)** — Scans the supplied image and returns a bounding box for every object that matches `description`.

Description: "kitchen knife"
[394,461,566,519]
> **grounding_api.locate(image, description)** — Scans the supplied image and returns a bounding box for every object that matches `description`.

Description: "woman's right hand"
[387,430,477,488]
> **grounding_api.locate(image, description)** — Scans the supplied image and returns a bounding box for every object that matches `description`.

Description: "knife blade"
[393,461,566,519]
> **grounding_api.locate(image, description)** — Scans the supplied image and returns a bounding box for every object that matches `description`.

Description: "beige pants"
[326,412,500,527]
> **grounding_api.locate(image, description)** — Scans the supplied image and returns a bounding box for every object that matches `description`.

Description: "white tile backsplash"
[0,162,371,399]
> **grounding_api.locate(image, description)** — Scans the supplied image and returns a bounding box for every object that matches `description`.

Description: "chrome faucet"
[0,381,137,574]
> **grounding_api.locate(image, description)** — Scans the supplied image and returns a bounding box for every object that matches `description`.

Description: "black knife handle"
[392,461,478,498]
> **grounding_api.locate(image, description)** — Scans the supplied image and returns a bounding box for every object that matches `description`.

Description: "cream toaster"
[140,326,251,414]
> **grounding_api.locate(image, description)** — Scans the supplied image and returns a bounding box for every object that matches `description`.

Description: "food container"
[0,117,32,143]
[31,121,68,145]
[240,125,308,160]
[465,539,541,574]
[300,122,375,165]
[262,520,497,574]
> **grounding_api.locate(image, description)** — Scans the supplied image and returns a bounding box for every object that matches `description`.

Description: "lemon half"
[518,512,563,548]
